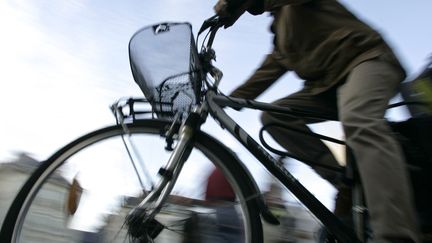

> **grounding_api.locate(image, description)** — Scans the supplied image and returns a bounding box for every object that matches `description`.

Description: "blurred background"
[0,0,431,242]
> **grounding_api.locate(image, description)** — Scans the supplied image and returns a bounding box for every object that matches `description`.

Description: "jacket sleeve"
[264,0,312,11]
[229,53,288,100]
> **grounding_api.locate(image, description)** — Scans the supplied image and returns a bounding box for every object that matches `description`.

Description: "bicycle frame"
[127,89,361,242]
[204,90,362,243]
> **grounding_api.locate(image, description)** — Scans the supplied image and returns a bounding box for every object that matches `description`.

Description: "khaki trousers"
[261,56,419,242]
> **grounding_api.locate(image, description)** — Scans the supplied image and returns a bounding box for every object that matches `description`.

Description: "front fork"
[129,107,205,221]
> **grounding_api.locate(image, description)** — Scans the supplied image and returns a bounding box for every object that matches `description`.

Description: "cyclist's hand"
[214,0,230,17]
[213,0,249,28]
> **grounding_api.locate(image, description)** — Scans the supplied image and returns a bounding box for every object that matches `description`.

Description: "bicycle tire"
[0,119,263,243]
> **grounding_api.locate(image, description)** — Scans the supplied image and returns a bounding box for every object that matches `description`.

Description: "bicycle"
[1,16,431,243]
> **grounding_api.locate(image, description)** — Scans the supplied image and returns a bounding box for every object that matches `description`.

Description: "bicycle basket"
[129,22,202,119]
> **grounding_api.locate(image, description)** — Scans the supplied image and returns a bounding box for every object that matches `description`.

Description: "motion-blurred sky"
[1,0,431,207]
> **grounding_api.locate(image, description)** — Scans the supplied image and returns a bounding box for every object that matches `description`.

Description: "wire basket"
[129,22,202,119]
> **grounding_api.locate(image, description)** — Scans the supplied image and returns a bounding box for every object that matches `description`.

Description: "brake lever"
[198,15,220,36]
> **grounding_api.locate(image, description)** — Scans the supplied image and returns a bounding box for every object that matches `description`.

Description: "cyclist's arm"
[265,0,312,8]
[248,0,312,14]
[215,0,312,21]
[230,53,288,100]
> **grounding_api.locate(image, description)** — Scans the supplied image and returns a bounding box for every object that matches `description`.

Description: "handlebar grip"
[198,15,221,35]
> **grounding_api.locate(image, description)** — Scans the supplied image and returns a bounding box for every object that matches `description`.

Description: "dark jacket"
[231,0,405,98]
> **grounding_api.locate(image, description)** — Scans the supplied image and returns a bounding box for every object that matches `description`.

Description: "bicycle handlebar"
[198,15,222,36]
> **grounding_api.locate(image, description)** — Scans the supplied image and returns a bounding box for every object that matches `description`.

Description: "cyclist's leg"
[260,88,341,185]
[337,55,419,242]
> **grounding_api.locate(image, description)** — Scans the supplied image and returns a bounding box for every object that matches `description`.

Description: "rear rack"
[110,97,174,124]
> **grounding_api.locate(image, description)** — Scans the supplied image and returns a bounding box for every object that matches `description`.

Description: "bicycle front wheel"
[0,119,263,243]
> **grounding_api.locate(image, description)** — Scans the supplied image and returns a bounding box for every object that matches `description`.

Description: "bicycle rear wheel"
[0,119,262,243]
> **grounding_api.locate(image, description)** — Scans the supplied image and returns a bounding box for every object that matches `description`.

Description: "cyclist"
[214,0,420,242]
